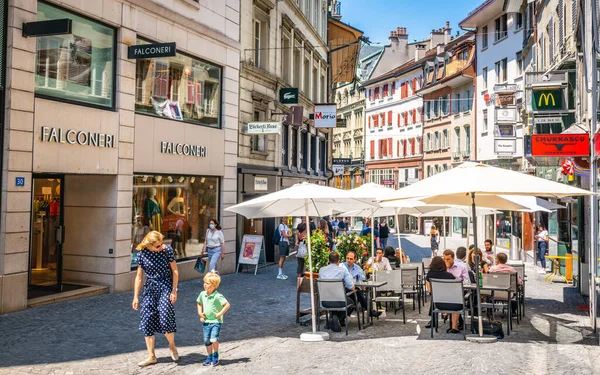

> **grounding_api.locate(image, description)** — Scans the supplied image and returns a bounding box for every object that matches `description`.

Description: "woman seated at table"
[425,256,461,334]
[384,246,400,268]
[468,247,489,274]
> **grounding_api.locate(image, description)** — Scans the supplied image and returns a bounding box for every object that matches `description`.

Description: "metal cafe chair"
[480,272,512,335]
[374,270,406,323]
[316,279,362,335]
[421,258,433,304]
[429,279,469,339]
[400,267,422,314]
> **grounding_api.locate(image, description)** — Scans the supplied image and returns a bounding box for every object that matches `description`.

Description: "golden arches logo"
[538,93,556,107]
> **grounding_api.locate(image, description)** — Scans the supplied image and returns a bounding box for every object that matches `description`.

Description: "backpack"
[273,225,281,245]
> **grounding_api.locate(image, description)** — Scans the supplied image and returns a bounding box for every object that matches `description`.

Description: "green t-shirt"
[197,290,229,323]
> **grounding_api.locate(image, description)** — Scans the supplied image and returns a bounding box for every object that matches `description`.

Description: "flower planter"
[304,272,319,279]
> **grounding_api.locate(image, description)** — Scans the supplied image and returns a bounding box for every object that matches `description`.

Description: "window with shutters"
[516,51,523,76]
[368,89,372,101]
[391,81,396,94]
[374,114,379,127]
[370,140,375,159]
[515,12,523,30]
[388,138,393,157]
[388,110,393,125]
[368,116,371,128]
[482,67,488,90]
[375,87,380,99]
[557,0,565,48]
[411,138,416,155]
[572,0,578,33]
[381,112,385,127]
[426,133,431,152]
[548,19,554,65]
[383,84,389,96]
[397,113,401,127]
[404,111,408,126]
[412,78,417,95]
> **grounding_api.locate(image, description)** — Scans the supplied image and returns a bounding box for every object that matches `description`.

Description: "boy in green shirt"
[197,271,230,366]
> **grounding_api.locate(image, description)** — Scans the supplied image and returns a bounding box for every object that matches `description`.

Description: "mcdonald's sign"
[532,89,563,111]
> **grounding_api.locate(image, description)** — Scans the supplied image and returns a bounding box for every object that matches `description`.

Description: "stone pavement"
[0,234,598,374]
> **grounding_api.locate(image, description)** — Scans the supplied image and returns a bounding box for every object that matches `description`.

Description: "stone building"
[0,0,240,313]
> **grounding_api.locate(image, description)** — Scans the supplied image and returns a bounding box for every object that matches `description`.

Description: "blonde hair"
[136,231,165,251]
[204,270,221,288]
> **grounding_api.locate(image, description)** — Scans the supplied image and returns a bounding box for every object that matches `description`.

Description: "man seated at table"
[443,249,469,281]
[483,240,495,265]
[456,247,475,283]
[489,253,522,286]
[319,251,355,332]
[341,250,382,319]
[370,248,392,271]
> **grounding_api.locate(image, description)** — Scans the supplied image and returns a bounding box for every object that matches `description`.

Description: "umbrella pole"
[371,209,375,258]
[471,192,485,339]
[493,213,497,258]
[300,200,329,342]
[466,211,470,250]
[443,211,447,251]
[395,211,402,264]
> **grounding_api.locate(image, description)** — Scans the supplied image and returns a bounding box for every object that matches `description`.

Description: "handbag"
[194,256,206,273]
[297,242,308,258]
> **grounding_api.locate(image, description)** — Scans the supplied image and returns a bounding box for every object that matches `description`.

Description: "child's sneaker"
[212,352,219,366]
[203,354,213,366]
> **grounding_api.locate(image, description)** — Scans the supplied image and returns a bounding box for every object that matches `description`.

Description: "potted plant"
[304,229,330,277]
[335,232,368,262]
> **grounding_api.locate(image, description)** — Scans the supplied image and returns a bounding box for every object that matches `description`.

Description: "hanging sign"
[22,19,72,37]
[332,165,344,175]
[595,132,600,158]
[313,104,337,128]
[247,122,281,134]
[128,42,176,59]
[494,138,517,154]
[381,179,395,186]
[279,88,299,104]
[254,177,268,191]
[496,124,515,137]
[332,158,351,165]
[496,93,515,106]
[531,134,589,156]
[533,117,563,124]
[532,89,563,111]
[495,107,517,123]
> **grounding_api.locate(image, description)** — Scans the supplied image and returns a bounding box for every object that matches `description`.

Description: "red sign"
[483,93,490,102]
[595,132,600,158]
[531,134,589,157]
[381,179,395,186]
[162,214,188,232]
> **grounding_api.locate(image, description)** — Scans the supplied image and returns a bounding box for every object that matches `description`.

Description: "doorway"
[28,175,65,297]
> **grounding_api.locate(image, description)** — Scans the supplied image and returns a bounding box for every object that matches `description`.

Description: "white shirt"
[537,230,549,243]
[206,229,224,248]
[371,257,392,271]
[278,223,290,243]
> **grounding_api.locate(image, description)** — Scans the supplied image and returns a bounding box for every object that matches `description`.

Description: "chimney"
[389,26,408,43]
[444,21,452,44]
[414,44,426,62]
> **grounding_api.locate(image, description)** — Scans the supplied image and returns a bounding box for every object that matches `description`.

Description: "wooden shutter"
[397,140,400,157]
[412,78,417,95]
[392,82,396,94]
[374,114,378,127]
[383,84,389,96]
[397,113,401,127]
[388,138,393,156]
[368,116,371,128]
[572,0,578,33]
[403,140,407,157]
[558,0,564,47]
[368,89,372,101]
[420,136,423,154]
[411,138,416,155]
[388,110,393,125]
[548,17,554,62]
[404,111,408,125]
[370,140,375,158]
[375,87,380,99]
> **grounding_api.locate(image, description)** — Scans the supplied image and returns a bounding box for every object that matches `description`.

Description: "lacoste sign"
[280,88,299,104]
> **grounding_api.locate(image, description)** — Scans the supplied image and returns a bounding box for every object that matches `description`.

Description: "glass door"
[28,175,64,296]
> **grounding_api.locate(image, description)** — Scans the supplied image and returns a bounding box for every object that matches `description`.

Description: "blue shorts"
[203,322,221,346]
[278,241,290,256]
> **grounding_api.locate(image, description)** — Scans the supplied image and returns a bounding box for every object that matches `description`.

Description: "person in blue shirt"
[341,250,366,282]
[360,219,380,248]
[318,251,355,332]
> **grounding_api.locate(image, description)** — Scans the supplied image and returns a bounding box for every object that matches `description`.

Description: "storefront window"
[131,174,219,266]
[134,39,222,128]
[35,3,115,108]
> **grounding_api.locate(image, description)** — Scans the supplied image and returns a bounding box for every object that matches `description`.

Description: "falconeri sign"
[160,141,207,157]
[128,42,176,59]
[41,126,116,148]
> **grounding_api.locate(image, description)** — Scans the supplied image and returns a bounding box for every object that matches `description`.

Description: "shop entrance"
[28,175,65,297]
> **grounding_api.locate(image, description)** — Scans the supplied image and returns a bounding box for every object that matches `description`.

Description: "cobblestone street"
[0,235,598,374]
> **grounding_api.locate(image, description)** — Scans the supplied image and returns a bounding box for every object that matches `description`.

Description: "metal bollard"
[566,253,573,282]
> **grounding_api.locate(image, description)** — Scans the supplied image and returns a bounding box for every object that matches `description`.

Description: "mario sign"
[313,104,337,128]
[531,134,589,157]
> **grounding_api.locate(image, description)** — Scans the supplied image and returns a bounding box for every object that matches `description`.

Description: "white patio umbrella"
[225,182,378,342]
[382,161,594,339]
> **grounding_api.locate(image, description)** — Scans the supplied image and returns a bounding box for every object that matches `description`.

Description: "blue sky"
[338,0,486,45]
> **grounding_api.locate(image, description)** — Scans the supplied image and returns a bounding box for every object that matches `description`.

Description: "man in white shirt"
[277,217,291,280]
[370,248,392,271]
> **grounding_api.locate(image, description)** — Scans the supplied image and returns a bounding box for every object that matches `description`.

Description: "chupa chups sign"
[531,134,589,157]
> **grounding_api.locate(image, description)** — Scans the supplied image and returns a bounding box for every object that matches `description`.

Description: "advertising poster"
[238,235,264,265]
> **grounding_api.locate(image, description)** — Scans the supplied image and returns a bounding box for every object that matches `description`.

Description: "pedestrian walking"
[295,222,308,277]
[430,225,440,257]
[204,218,225,272]
[379,219,390,248]
[132,231,179,367]
[277,217,291,280]
[197,271,231,366]
[535,224,549,270]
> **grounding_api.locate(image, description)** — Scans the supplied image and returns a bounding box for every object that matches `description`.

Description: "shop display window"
[34,2,115,108]
[134,38,222,128]
[131,175,219,267]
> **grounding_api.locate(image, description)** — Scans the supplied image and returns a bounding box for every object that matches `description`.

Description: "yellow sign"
[532,89,563,111]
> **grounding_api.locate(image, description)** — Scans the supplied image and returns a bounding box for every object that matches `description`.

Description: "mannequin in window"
[167,188,185,216]
[171,219,185,258]
[144,187,162,232]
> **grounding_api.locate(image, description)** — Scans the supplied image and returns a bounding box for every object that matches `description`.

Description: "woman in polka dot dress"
[132,231,179,367]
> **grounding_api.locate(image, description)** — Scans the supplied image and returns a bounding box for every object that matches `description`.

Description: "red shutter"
[420,136,423,154]
[374,115,378,127]
[383,84,389,96]
[413,109,417,123]
[392,82,396,94]
[412,78,417,95]
[411,138,416,155]
[368,116,371,128]
[388,138,393,157]
[397,113,401,127]
[378,140,383,158]
[375,87,380,99]
[403,140,407,157]
[370,140,375,158]
[388,110,392,125]
[381,112,385,126]
[400,82,405,99]
[404,112,408,126]
[397,140,400,157]
[368,89,372,101]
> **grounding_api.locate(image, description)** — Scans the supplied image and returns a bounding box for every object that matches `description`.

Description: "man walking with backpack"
[274,217,291,280]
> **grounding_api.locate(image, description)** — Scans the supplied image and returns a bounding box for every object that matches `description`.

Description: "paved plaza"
[0,235,598,374]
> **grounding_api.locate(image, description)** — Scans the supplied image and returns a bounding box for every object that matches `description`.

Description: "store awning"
[328,17,363,84]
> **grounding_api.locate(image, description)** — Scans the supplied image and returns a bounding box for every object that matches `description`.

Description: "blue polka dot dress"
[137,246,177,336]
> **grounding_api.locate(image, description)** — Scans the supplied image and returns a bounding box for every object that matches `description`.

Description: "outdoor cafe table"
[355,280,387,326]
[544,255,569,284]
[464,283,513,335]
